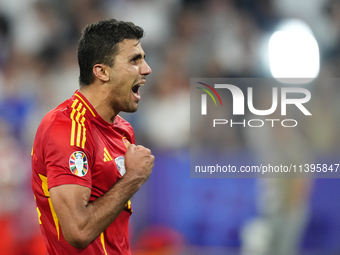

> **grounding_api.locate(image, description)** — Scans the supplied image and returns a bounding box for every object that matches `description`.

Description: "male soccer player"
[31,19,154,254]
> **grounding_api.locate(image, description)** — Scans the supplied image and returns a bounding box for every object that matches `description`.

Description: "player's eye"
[131,56,138,63]
[131,54,144,63]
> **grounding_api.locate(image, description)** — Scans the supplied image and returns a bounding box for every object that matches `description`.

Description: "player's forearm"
[64,174,145,249]
[58,144,153,249]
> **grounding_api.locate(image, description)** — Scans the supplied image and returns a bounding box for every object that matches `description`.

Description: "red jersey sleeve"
[44,112,92,190]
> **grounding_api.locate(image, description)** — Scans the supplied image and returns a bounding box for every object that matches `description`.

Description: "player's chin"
[125,102,139,113]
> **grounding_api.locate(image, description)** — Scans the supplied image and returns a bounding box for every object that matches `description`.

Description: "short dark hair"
[77,19,144,85]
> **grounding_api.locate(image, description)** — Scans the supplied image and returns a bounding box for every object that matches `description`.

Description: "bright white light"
[268,19,320,84]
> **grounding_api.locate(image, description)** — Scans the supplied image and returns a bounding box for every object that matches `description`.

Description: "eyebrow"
[130,53,145,60]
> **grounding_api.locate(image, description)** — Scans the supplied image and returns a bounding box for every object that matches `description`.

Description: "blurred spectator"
[0,0,339,254]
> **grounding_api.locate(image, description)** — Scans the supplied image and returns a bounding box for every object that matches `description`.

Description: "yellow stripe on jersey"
[100,232,108,255]
[125,200,132,212]
[39,174,60,240]
[103,148,113,161]
[81,116,86,149]
[70,99,78,146]
[75,104,82,147]
[70,99,87,149]
[34,195,42,224]
[36,207,42,224]
[103,154,110,162]
[75,94,96,117]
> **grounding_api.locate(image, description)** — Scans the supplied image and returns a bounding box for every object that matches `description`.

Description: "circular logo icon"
[115,156,126,176]
[69,151,88,177]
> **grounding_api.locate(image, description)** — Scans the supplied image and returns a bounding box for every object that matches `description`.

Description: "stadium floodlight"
[268,19,320,84]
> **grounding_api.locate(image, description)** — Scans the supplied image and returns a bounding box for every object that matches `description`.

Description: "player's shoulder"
[36,96,96,150]
[37,98,78,138]
[41,100,72,125]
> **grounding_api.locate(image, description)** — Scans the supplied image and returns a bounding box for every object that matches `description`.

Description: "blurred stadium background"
[1,0,340,254]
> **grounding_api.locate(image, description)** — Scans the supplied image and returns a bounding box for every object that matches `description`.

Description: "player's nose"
[141,60,152,76]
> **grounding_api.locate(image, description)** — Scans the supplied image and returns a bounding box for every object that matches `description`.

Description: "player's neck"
[79,84,118,123]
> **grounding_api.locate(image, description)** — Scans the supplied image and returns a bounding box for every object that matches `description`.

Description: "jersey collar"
[71,91,122,128]
[72,90,97,118]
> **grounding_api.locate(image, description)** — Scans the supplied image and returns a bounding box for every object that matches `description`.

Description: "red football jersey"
[31,91,134,255]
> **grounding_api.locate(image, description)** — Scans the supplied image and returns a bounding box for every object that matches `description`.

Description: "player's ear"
[93,64,109,82]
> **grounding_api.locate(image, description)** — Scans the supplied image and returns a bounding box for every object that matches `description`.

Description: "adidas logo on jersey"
[103,147,113,162]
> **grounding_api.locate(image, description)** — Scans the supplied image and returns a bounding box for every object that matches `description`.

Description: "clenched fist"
[124,142,154,185]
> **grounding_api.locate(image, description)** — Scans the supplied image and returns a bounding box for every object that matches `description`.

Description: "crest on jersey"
[115,156,126,176]
[69,151,88,177]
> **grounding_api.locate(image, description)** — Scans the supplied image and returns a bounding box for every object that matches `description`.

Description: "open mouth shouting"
[132,82,144,100]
